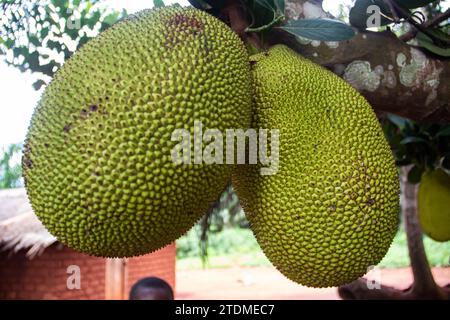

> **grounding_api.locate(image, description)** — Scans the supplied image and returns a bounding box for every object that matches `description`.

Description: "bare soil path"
[176,266,450,300]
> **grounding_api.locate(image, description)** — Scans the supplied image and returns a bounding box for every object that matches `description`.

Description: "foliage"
[279,19,355,41]
[197,185,247,263]
[0,143,23,189]
[188,0,355,41]
[201,185,247,233]
[177,226,257,259]
[0,0,126,90]
[382,114,450,184]
[153,0,165,8]
[416,28,450,57]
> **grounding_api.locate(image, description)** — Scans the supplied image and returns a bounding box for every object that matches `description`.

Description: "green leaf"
[274,0,285,14]
[349,0,392,29]
[12,46,27,58]
[39,62,59,77]
[27,51,41,70]
[279,19,355,41]
[400,136,428,145]
[395,0,438,9]
[153,0,165,8]
[416,31,450,58]
[65,24,80,40]
[188,0,213,10]
[32,79,47,90]
[4,38,15,49]
[424,28,450,44]
[41,27,50,39]
[47,39,61,51]
[387,113,407,130]
[437,126,450,137]
[51,0,67,10]
[77,35,90,49]
[28,35,41,47]
[87,11,101,28]
[256,0,276,11]
[408,165,423,184]
[102,12,120,26]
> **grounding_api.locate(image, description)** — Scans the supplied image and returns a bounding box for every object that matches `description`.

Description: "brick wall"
[0,245,105,300]
[0,243,176,300]
[125,243,176,297]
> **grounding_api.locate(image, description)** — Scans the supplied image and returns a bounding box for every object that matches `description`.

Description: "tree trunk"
[400,167,447,299]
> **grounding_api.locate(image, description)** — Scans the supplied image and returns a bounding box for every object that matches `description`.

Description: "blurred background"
[0,0,449,300]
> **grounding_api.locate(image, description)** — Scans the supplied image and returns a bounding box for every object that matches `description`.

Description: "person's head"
[129,277,174,300]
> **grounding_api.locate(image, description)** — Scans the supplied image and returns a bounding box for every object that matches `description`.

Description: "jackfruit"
[233,45,399,287]
[22,6,252,257]
[418,169,450,242]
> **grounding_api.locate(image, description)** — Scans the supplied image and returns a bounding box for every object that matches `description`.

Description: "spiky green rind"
[233,45,399,288]
[23,6,252,258]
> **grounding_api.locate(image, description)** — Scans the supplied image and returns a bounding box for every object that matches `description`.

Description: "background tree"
[0,144,23,189]
[0,0,126,89]
[0,0,125,188]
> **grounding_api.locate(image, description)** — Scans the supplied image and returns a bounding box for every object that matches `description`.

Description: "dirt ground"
[175,266,450,300]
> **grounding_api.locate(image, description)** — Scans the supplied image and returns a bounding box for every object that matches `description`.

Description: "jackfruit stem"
[223,0,265,52]
[245,14,285,33]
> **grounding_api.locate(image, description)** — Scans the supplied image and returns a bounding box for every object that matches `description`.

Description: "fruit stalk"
[223,0,264,51]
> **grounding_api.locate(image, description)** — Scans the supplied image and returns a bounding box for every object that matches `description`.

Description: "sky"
[0,0,443,151]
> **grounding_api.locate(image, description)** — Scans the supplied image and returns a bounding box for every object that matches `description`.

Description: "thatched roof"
[0,188,56,258]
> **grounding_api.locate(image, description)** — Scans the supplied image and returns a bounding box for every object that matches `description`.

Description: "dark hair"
[129,277,174,300]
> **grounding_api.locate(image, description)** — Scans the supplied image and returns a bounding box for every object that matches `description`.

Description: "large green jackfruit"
[23,6,252,257]
[233,45,399,288]
[418,169,450,242]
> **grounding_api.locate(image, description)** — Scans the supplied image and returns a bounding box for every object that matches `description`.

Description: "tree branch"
[400,8,450,42]
[270,1,450,123]
[386,0,440,42]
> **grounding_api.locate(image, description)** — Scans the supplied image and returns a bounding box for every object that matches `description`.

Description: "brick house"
[0,188,176,300]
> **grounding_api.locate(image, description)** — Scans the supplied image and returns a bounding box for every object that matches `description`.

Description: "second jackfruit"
[233,45,400,287]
